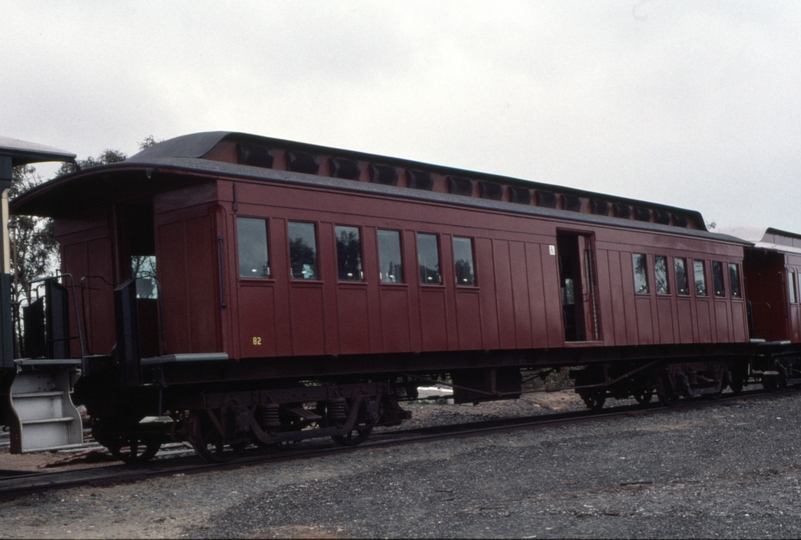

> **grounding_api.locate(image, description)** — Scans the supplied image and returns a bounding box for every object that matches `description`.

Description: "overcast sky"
[3,1,800,232]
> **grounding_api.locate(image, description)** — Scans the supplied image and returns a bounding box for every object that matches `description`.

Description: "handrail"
[29,274,85,361]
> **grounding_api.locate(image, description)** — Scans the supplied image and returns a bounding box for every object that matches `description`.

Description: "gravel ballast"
[2,391,801,538]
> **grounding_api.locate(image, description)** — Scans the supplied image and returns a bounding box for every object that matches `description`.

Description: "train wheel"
[579,391,606,411]
[186,411,244,463]
[331,398,377,447]
[730,374,745,395]
[332,424,374,446]
[633,389,653,406]
[656,377,679,407]
[762,375,778,392]
[107,436,162,465]
[97,432,161,465]
[93,419,162,465]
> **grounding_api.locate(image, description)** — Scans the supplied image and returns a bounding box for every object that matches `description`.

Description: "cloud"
[2,0,801,230]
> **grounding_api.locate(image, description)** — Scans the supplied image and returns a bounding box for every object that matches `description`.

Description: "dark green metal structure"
[0,136,75,369]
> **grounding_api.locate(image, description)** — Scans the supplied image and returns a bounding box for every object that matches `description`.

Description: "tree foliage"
[8,165,59,356]
[55,148,127,177]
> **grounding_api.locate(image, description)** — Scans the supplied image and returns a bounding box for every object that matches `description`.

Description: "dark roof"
[11,153,746,248]
[0,136,76,167]
[130,132,710,228]
[12,131,739,244]
[128,132,229,161]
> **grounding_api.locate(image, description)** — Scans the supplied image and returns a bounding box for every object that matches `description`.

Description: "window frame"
[729,263,742,299]
[287,221,320,281]
[712,261,726,298]
[693,259,708,297]
[654,255,669,295]
[632,253,649,294]
[417,232,442,285]
[452,236,477,287]
[377,229,404,284]
[789,270,797,304]
[236,216,271,280]
[675,257,690,296]
[334,224,364,282]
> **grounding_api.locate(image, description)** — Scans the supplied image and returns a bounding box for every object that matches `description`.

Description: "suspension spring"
[259,403,281,429]
[329,397,347,424]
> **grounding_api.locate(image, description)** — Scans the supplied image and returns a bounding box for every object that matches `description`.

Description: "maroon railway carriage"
[9,132,759,461]
[723,227,801,388]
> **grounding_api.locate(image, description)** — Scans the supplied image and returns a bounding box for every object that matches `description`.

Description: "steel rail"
[0,385,791,501]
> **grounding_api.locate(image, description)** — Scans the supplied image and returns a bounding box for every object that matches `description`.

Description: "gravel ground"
[2,389,801,538]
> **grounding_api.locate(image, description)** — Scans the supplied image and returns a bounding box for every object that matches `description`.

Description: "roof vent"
[330,157,360,180]
[287,151,319,174]
[536,190,557,208]
[654,210,671,225]
[479,181,503,201]
[238,144,274,168]
[509,187,531,205]
[370,164,398,186]
[562,195,581,212]
[591,199,609,215]
[407,170,433,190]
[448,176,473,196]
[672,213,689,227]
[613,203,631,219]
[634,207,652,221]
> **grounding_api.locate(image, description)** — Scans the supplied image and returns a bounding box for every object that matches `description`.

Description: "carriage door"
[557,232,600,342]
[115,198,161,358]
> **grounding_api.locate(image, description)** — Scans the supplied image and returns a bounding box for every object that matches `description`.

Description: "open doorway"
[116,198,160,358]
[557,231,600,342]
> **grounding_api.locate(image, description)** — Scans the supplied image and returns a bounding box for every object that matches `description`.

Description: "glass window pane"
[132,255,158,299]
[378,229,403,283]
[335,226,363,281]
[632,253,648,294]
[729,263,742,298]
[694,260,707,296]
[417,233,441,284]
[288,221,318,280]
[675,258,689,295]
[655,255,669,295]
[712,261,725,297]
[237,217,269,278]
[453,236,476,286]
[790,271,797,304]
[563,278,575,305]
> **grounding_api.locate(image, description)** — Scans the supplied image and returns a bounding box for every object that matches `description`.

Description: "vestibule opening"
[115,198,161,358]
[557,231,600,342]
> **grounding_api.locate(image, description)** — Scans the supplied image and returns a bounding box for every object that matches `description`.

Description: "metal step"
[7,366,83,453]
[285,407,323,422]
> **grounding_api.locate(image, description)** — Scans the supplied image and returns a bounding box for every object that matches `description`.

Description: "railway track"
[0,386,783,500]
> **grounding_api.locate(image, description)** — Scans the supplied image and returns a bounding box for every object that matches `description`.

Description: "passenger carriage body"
[7,132,773,460]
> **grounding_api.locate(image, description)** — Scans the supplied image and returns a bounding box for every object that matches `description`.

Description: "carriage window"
[675,257,690,295]
[789,271,797,304]
[729,263,742,298]
[288,221,318,280]
[694,260,707,296]
[655,255,669,295]
[712,261,725,297]
[132,255,158,299]
[335,226,363,281]
[378,229,403,283]
[417,233,442,284]
[453,236,476,286]
[237,217,270,278]
[632,253,648,294]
